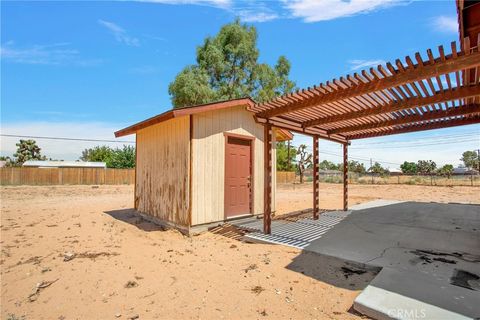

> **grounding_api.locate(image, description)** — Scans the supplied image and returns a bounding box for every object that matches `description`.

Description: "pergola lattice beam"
[303,85,480,128]
[256,47,480,119]
[346,116,480,139]
[328,103,480,135]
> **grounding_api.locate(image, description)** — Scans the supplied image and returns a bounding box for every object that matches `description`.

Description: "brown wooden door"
[225,136,252,218]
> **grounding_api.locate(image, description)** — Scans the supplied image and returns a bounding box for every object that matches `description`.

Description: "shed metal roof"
[115,98,254,138]
[115,97,293,141]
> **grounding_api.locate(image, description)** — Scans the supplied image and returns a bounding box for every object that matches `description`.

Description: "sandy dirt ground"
[1,183,478,320]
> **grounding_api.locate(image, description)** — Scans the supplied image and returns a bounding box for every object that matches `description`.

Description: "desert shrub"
[357,178,370,184]
[349,175,359,183]
[406,176,423,185]
[323,176,342,184]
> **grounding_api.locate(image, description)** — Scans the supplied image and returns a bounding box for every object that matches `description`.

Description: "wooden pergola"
[253,37,480,234]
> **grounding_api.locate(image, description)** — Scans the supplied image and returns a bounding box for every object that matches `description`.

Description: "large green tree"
[347,160,366,174]
[368,162,387,175]
[276,141,296,171]
[318,160,340,171]
[461,150,479,170]
[400,161,417,175]
[417,160,437,175]
[80,145,135,169]
[13,139,47,165]
[110,145,136,169]
[437,164,454,178]
[80,146,114,163]
[169,19,296,107]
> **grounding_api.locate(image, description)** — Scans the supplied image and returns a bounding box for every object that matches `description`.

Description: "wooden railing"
[0,167,135,185]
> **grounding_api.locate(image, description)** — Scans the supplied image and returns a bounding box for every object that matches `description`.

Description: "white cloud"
[1,121,134,160]
[124,0,411,23]
[0,42,101,66]
[237,11,279,23]
[431,15,458,33]
[348,59,386,71]
[285,0,404,22]
[98,19,140,47]
[135,0,280,22]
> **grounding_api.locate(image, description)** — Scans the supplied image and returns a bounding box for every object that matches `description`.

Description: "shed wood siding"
[191,105,275,226]
[136,116,190,227]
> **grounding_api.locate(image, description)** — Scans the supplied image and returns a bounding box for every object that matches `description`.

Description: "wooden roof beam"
[346,115,480,140]
[257,43,480,119]
[254,117,347,144]
[303,84,480,128]
[328,103,480,134]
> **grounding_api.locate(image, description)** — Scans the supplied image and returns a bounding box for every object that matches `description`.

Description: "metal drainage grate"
[243,211,351,249]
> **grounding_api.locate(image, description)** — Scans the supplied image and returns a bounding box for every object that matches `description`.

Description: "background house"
[387,168,403,176]
[453,166,479,175]
[23,160,106,168]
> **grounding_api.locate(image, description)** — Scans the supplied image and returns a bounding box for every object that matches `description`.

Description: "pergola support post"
[343,143,349,211]
[263,123,273,234]
[313,136,319,219]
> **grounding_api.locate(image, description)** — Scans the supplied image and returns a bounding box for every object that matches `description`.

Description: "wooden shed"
[115,98,292,234]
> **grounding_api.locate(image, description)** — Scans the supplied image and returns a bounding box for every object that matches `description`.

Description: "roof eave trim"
[114,97,256,138]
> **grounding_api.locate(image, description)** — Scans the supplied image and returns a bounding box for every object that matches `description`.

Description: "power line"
[354,135,479,146]
[296,133,479,165]
[0,134,135,144]
[351,138,479,149]
[321,151,402,166]
[301,146,403,166]
[351,132,479,147]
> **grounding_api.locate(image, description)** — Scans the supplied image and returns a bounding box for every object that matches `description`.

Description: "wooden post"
[264,123,272,234]
[343,143,349,211]
[313,136,319,219]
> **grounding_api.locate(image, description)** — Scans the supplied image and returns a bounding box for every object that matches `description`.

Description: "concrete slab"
[354,267,476,319]
[304,202,480,263]
[302,201,480,319]
[350,199,406,211]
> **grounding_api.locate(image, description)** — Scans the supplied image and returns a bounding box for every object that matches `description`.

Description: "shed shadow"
[104,208,167,232]
[285,250,380,291]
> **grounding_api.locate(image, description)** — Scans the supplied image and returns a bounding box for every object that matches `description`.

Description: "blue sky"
[1,0,479,166]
